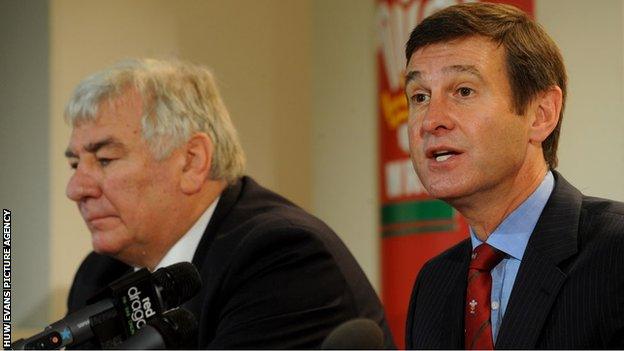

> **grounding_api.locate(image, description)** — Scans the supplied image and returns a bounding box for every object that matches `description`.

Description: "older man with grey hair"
[64,58,394,349]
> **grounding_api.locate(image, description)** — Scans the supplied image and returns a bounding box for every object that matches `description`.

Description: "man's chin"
[422,177,452,194]
[91,232,124,257]
[423,182,471,204]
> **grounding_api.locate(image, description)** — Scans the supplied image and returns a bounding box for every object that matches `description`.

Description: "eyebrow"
[64,137,124,158]
[405,65,483,86]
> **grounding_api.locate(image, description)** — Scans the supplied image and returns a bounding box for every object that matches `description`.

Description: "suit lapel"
[191,177,244,267]
[495,172,581,348]
[439,240,472,348]
[184,177,244,328]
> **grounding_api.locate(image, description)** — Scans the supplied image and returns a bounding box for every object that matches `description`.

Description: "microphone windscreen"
[152,262,202,308]
[321,318,384,349]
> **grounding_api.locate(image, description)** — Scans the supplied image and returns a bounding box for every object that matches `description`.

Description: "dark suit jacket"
[68,176,394,349]
[406,172,624,349]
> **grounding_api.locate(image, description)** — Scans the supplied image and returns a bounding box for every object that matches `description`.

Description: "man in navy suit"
[64,59,394,348]
[404,3,623,349]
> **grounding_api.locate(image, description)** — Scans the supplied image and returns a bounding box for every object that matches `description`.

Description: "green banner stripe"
[382,200,453,225]
[382,223,457,238]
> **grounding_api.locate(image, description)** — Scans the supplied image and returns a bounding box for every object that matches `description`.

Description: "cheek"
[102,166,155,207]
[407,108,420,128]
[472,116,526,160]
[109,177,165,233]
[104,177,143,217]
[407,118,421,147]
[140,164,181,205]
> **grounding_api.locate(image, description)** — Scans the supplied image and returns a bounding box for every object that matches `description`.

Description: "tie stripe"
[467,270,482,284]
[470,320,491,349]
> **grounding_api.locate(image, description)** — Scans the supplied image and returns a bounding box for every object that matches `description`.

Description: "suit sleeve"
[206,225,357,349]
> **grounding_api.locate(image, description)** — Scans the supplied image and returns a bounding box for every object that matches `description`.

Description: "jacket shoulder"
[582,195,624,221]
[579,195,624,246]
[196,177,394,348]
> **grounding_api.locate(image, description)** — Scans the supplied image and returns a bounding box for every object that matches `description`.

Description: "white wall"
[537,0,624,201]
[312,0,380,290]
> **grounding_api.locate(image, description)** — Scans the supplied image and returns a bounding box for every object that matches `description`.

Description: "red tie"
[465,243,504,350]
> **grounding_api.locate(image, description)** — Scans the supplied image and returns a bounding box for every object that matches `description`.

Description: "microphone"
[12,262,201,350]
[110,308,198,349]
[321,318,385,349]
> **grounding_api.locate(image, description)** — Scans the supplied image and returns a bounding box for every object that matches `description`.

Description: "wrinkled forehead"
[405,36,506,83]
[66,92,145,152]
[407,34,504,61]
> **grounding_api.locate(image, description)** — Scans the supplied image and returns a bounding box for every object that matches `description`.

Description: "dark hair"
[405,2,567,169]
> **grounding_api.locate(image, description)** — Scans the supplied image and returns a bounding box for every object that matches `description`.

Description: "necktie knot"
[470,243,504,271]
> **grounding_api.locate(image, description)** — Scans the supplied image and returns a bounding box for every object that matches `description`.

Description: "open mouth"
[431,150,460,162]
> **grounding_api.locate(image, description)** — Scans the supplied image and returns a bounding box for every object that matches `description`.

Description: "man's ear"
[529,86,563,143]
[180,133,213,194]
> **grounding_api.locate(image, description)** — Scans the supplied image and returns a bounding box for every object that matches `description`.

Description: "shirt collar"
[153,197,220,271]
[470,171,554,260]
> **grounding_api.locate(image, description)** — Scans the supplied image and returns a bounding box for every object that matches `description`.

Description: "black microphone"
[110,308,198,349]
[11,262,201,350]
[321,318,385,349]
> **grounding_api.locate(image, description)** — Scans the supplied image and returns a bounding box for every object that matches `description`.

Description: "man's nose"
[420,95,455,136]
[66,165,101,202]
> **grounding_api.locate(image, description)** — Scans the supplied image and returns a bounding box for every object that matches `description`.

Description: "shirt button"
[491,301,500,310]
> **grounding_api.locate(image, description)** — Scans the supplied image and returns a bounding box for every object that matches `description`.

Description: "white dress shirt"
[153,197,219,271]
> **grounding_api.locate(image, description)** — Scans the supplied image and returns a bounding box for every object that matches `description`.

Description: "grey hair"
[65,58,245,183]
